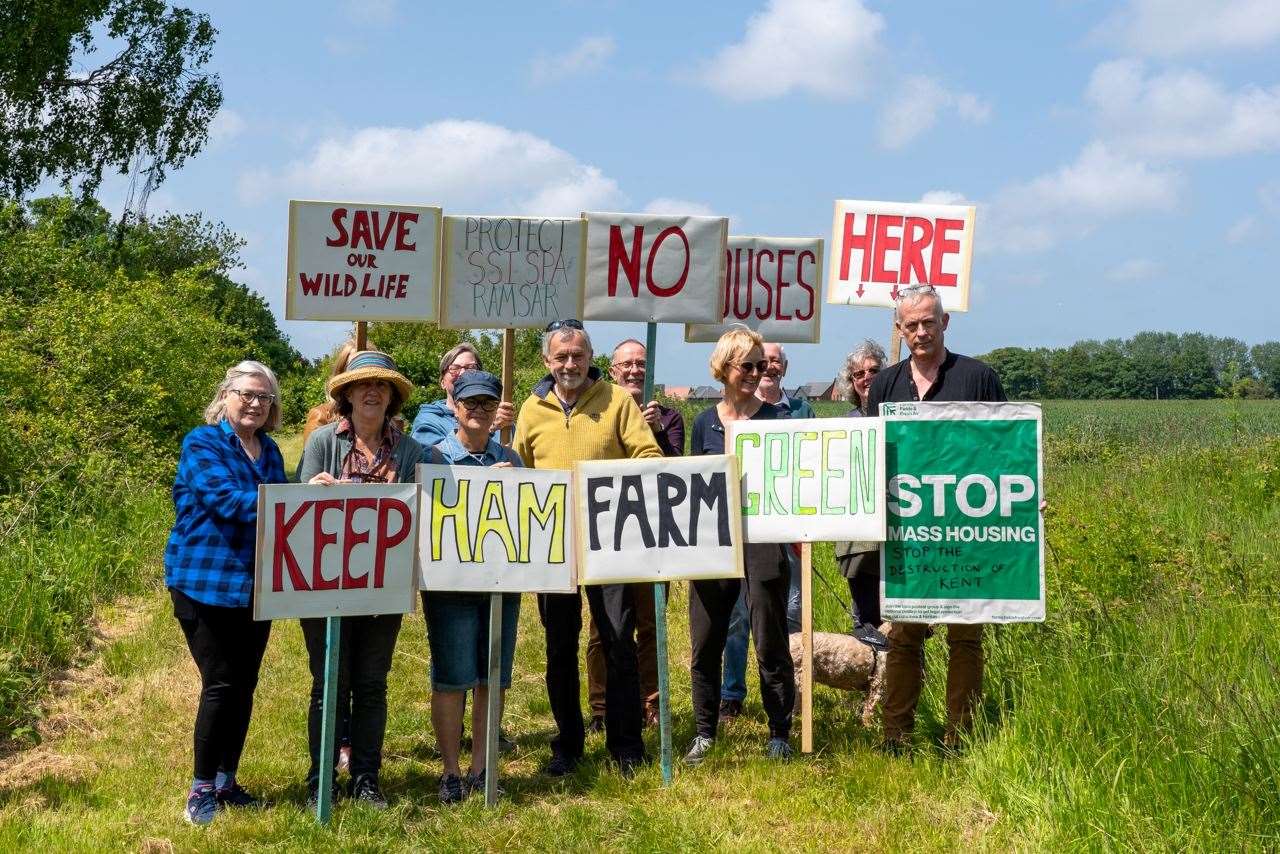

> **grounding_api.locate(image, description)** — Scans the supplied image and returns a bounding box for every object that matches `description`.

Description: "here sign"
[827,199,975,313]
[685,236,824,344]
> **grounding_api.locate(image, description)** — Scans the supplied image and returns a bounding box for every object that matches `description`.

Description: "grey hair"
[765,341,788,365]
[894,284,944,322]
[835,339,887,406]
[204,360,282,432]
[542,327,593,358]
[439,342,482,377]
[611,338,645,360]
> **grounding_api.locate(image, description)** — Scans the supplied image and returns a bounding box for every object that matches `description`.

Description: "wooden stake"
[800,542,814,754]
[355,320,368,351]
[888,313,902,364]
[484,593,502,806]
[500,327,515,446]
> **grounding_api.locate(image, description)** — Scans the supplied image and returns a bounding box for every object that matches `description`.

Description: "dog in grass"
[789,629,888,727]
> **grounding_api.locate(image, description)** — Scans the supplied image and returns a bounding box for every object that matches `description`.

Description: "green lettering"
[820,430,847,515]
[791,431,817,515]
[735,433,761,515]
[763,432,790,515]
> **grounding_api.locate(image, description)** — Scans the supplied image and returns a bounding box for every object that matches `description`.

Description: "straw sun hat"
[326,350,414,403]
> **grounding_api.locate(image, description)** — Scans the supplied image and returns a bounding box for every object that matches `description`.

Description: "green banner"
[880,402,1045,623]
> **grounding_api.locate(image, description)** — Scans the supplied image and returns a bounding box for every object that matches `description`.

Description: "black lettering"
[586,477,612,551]
[615,475,656,550]
[689,471,731,547]
[656,473,689,547]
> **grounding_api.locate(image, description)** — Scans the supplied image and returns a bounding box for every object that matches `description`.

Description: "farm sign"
[286,200,442,321]
[879,402,1044,624]
[827,199,975,313]
[685,236,824,344]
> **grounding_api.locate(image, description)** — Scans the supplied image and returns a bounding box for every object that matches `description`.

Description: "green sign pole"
[644,320,673,786]
[315,615,341,823]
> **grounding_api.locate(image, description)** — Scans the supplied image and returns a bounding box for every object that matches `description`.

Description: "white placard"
[416,464,576,593]
[438,215,585,329]
[685,236,824,343]
[726,417,887,543]
[254,483,419,620]
[583,211,728,323]
[286,199,442,321]
[827,199,975,312]
[574,454,743,584]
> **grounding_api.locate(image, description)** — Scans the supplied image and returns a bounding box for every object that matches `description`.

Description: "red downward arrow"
[855,282,865,298]
[890,284,900,300]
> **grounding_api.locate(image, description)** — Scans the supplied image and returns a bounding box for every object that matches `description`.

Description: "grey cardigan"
[296,420,437,484]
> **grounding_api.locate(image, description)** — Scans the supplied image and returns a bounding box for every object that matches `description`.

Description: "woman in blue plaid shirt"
[164,360,286,826]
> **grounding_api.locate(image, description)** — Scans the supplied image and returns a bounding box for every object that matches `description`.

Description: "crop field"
[1,400,1278,851]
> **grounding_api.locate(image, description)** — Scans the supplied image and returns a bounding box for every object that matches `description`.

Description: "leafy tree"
[980,347,1049,399]
[0,0,220,199]
[1252,342,1280,397]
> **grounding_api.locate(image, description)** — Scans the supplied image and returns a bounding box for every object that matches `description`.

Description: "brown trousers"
[883,622,984,743]
[588,583,663,716]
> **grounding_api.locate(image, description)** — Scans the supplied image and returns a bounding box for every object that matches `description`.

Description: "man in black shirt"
[865,284,1006,751]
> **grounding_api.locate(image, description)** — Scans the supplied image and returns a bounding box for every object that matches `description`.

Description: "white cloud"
[346,0,397,25]
[878,76,991,149]
[530,35,616,85]
[697,0,885,101]
[238,120,624,216]
[1087,60,1280,158]
[208,109,246,148]
[1106,258,1161,281]
[641,198,717,216]
[1098,0,1280,57]
[918,190,972,206]
[1225,216,1259,244]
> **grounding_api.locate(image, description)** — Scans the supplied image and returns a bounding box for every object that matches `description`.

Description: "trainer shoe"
[350,774,388,810]
[465,768,505,798]
[438,773,466,805]
[718,698,743,723]
[215,782,260,808]
[683,735,715,765]
[765,737,794,760]
[184,783,218,826]
[543,752,580,777]
[305,781,342,810]
[854,622,891,652]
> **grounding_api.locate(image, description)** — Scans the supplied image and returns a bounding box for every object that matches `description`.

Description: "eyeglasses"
[459,397,500,413]
[545,318,585,333]
[612,360,647,371]
[734,360,768,375]
[851,367,880,379]
[444,362,479,376]
[227,389,276,406]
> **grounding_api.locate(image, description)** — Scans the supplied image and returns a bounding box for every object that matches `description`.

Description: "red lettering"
[645,226,690,297]
[325,207,349,247]
[774,249,794,320]
[732,248,752,319]
[753,249,774,320]
[839,212,874,282]
[395,274,409,299]
[394,212,418,251]
[871,215,902,284]
[311,498,342,590]
[371,211,396,250]
[607,225,643,297]
[795,250,816,321]
[299,272,322,296]
[374,498,412,589]
[899,217,933,285]
[930,218,963,287]
[341,497,377,589]
[350,210,373,250]
[721,249,733,316]
[272,501,312,592]
[360,274,377,297]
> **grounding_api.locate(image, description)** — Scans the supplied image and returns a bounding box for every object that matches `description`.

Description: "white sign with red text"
[253,483,419,620]
[286,200,442,321]
[827,199,975,312]
[583,212,728,323]
[685,236,824,343]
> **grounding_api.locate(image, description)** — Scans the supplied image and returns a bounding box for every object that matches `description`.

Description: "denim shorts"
[422,591,520,692]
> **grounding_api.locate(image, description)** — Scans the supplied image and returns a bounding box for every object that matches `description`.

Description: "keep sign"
[417,464,576,593]
[879,402,1045,624]
[254,483,419,620]
[575,455,744,583]
[685,236,824,344]
[583,212,728,323]
[286,200,442,321]
[828,199,975,312]
[727,417,886,543]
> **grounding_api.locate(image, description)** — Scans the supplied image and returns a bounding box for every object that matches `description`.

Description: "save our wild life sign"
[582,211,728,323]
[416,464,576,593]
[827,199,976,313]
[254,483,420,620]
[685,236,824,344]
[438,215,585,329]
[879,402,1045,624]
[726,417,887,543]
[574,455,744,584]
[286,200,442,321]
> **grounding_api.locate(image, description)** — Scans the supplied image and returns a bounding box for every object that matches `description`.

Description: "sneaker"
[718,698,743,723]
[337,744,352,773]
[349,774,388,810]
[498,729,516,755]
[617,754,649,779]
[438,772,466,805]
[543,752,580,777]
[215,783,260,808]
[683,735,715,766]
[184,784,218,826]
[587,714,605,735]
[305,781,342,810]
[765,737,794,760]
[853,622,891,652]
[465,768,504,798]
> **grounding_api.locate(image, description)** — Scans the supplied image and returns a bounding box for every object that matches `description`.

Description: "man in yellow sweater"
[513,319,662,777]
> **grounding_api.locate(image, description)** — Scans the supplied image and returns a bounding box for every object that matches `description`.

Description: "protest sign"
[438,215,585,329]
[574,455,743,584]
[685,236,824,343]
[254,483,419,620]
[416,464,576,593]
[286,200,442,321]
[827,199,975,313]
[879,402,1044,623]
[583,212,728,323]
[727,417,886,543]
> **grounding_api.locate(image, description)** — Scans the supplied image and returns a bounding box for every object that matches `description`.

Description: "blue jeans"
[721,548,802,701]
[423,592,520,692]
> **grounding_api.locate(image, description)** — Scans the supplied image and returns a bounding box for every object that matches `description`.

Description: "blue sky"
[94,0,1280,385]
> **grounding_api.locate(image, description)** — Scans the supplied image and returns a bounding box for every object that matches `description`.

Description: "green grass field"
[2,400,1278,851]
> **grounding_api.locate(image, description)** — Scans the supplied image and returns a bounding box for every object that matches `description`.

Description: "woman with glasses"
[409,342,514,448]
[833,339,891,651]
[423,371,523,804]
[683,327,796,765]
[165,361,287,825]
[296,351,432,809]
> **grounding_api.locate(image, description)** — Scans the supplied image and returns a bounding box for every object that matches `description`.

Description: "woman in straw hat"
[296,351,436,809]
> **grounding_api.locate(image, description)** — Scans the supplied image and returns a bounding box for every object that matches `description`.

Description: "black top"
[690,400,786,456]
[865,350,1006,413]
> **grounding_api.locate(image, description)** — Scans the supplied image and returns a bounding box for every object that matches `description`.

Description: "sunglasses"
[735,360,769,375]
[851,367,880,379]
[545,318,585,333]
[459,397,500,412]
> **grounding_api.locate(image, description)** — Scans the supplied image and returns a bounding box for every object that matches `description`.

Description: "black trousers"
[172,589,271,782]
[300,614,402,783]
[689,545,795,740]
[839,551,882,627]
[537,584,645,762]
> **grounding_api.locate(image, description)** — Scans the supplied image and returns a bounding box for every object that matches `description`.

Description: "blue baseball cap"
[451,370,502,401]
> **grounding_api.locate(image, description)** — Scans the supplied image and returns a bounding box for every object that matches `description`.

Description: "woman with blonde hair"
[165,360,287,825]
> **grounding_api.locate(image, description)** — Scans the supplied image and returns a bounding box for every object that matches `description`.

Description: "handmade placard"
[685,236,823,343]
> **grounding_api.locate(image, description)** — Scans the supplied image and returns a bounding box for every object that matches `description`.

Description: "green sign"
[880,402,1044,623]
